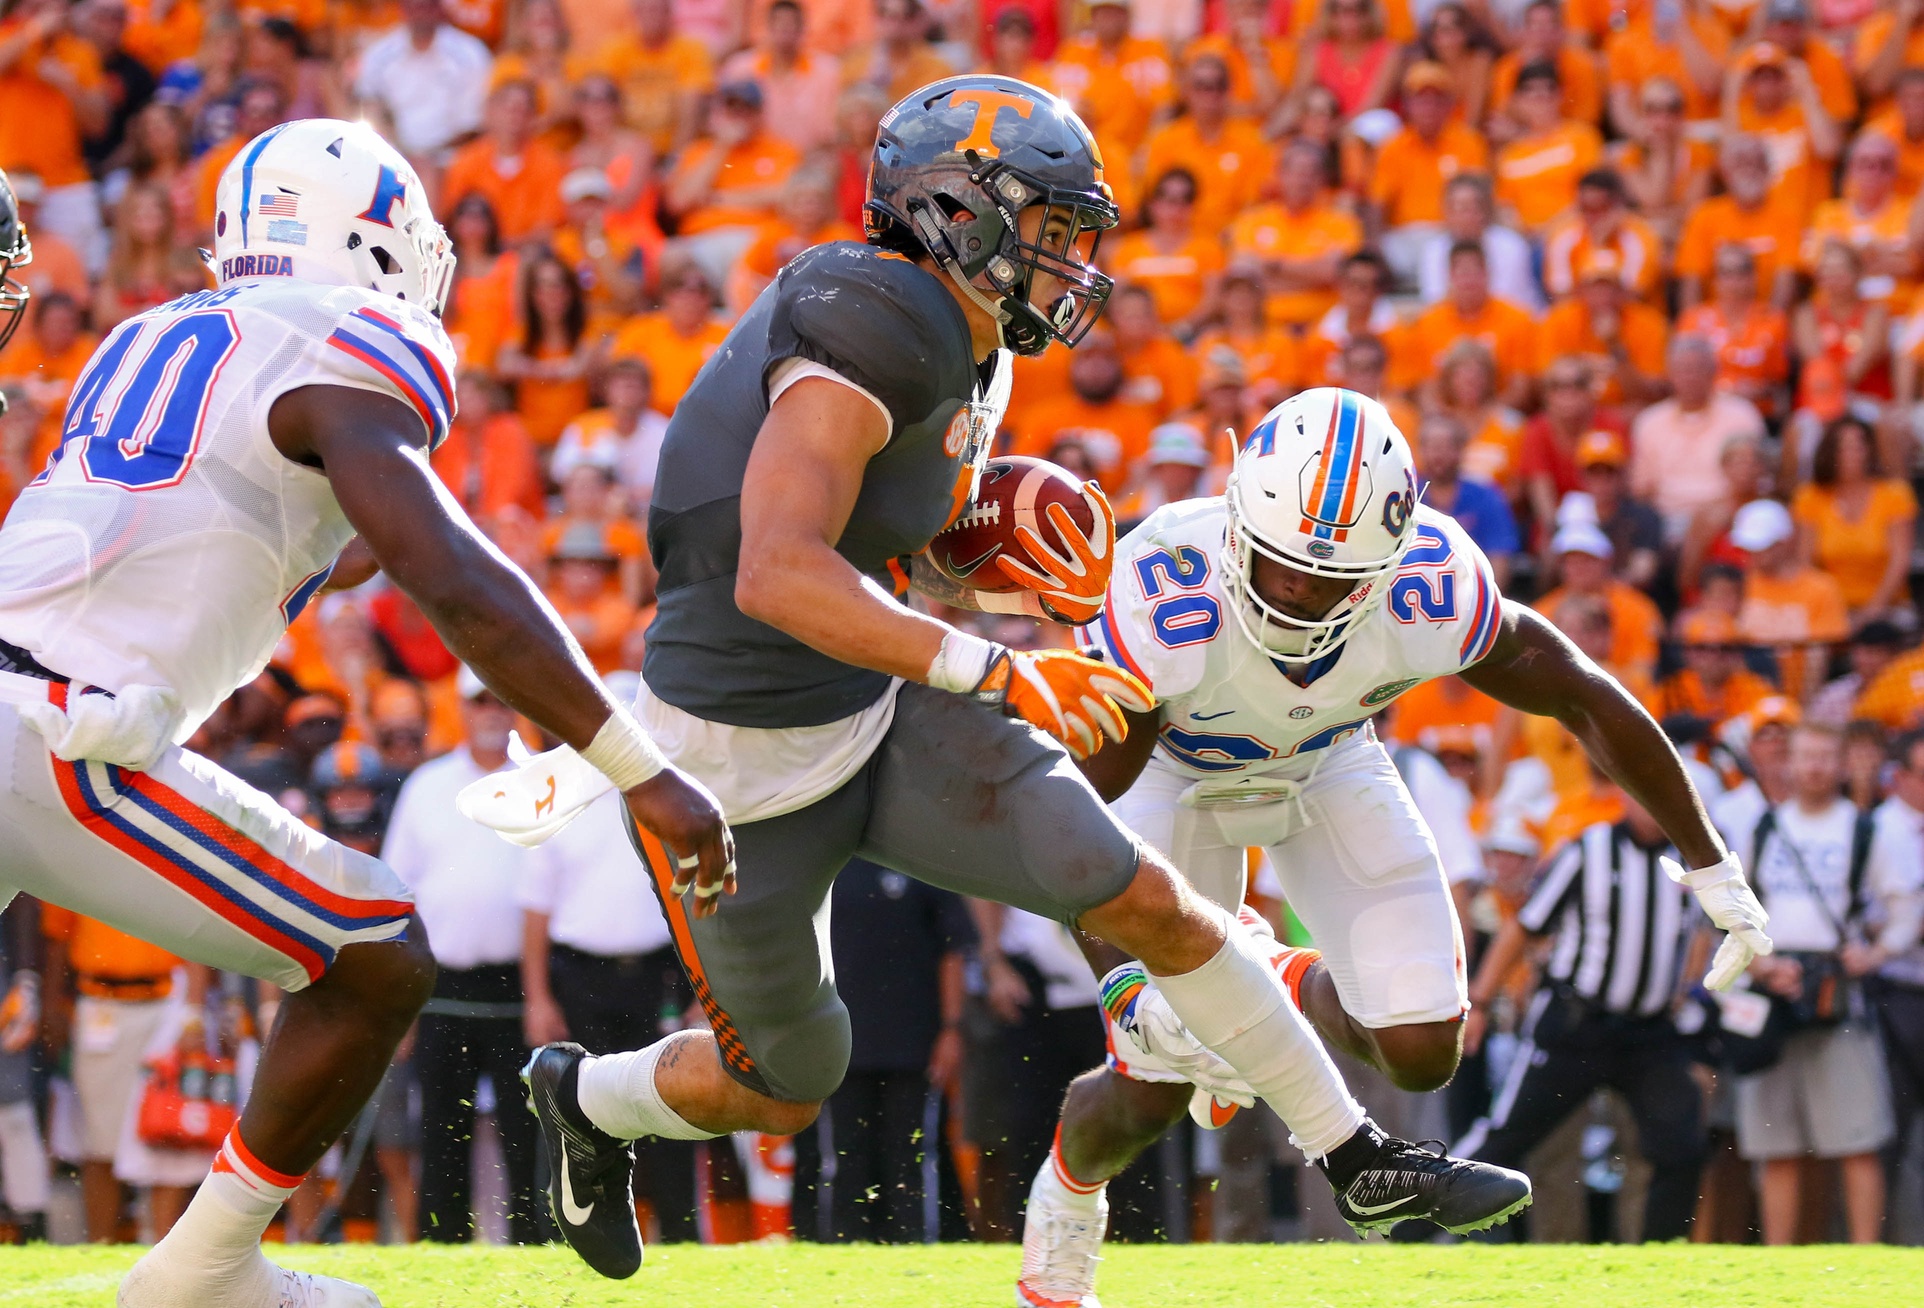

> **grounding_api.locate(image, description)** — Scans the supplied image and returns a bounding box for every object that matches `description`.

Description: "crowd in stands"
[3,0,1924,1252]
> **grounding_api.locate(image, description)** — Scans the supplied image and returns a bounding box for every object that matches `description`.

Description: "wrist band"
[1670,850,1741,890]
[581,708,670,792]
[926,629,1001,694]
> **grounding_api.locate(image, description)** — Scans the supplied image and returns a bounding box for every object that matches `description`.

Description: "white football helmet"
[1222,387,1419,660]
[211,119,454,312]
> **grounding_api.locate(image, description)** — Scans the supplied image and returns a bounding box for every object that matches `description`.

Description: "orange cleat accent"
[1266,944,1322,1012]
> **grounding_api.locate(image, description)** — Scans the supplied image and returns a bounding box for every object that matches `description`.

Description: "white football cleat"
[1016,1179,1108,1308]
[119,1248,381,1308]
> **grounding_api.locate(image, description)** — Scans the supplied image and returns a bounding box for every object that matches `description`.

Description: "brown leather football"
[927,456,1093,594]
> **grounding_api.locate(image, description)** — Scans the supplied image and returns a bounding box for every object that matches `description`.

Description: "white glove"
[18,683,184,772]
[1664,852,1773,991]
[456,730,613,848]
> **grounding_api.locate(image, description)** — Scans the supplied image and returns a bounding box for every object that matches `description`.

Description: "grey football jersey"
[645,242,1004,728]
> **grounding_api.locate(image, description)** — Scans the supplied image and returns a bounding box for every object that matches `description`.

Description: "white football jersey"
[0,277,456,741]
[1084,499,1504,789]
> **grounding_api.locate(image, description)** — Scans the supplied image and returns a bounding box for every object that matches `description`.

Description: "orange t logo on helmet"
[948,88,1034,158]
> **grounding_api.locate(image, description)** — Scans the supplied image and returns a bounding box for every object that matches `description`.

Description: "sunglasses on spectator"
[1642,99,1684,114]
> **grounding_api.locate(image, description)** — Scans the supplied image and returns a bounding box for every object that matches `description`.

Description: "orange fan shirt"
[1537,299,1669,406]
[1369,121,1489,229]
[0,26,103,189]
[1142,117,1274,239]
[1225,200,1364,328]
[1654,667,1776,728]
[440,140,569,243]
[1049,36,1173,154]
[1495,121,1603,234]
[0,327,99,471]
[1855,647,1924,730]
[1676,302,1790,409]
[42,906,180,988]
[590,32,716,156]
[1007,394,1158,495]
[1536,580,1663,679]
[1803,194,1917,306]
[1384,677,1503,751]
[1108,230,1224,326]
[433,414,546,523]
[1391,297,1538,394]
[1604,16,1731,125]
[1673,194,1804,294]
[666,135,801,236]
[1737,99,1824,220]
[1852,14,1924,118]
[1790,479,1919,611]
[1489,46,1605,127]
[122,0,204,73]
[1541,212,1663,303]
[1462,408,1528,495]
[608,313,729,414]
[1192,325,1300,394]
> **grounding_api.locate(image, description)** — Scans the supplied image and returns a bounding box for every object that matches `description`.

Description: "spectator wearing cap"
[1143,54,1273,243]
[1760,0,1858,120]
[1791,415,1918,629]
[839,0,952,106]
[552,357,670,514]
[1804,131,1918,309]
[279,692,347,783]
[664,76,801,279]
[1008,324,1157,497]
[1711,694,1802,838]
[382,669,543,1244]
[1417,173,1542,314]
[1488,0,1603,139]
[551,166,644,317]
[588,0,715,158]
[1117,422,1211,526]
[1571,428,1663,590]
[1368,60,1489,287]
[1392,240,1536,407]
[609,262,729,415]
[441,80,568,244]
[544,445,649,596]
[1225,139,1362,333]
[1539,248,1669,409]
[1677,243,1792,421]
[1504,592,1656,808]
[1731,498,1850,701]
[721,0,842,155]
[1675,134,1804,313]
[1417,412,1518,587]
[353,0,491,159]
[1630,336,1768,542]
[545,523,643,672]
[1108,167,1223,334]
[1541,169,1660,305]
[1724,38,1842,222]
[1810,620,1907,727]
[517,672,697,1243]
[1658,611,1774,730]
[430,370,545,530]
[1494,60,1603,238]
[1535,521,1662,681]
[1049,0,1173,159]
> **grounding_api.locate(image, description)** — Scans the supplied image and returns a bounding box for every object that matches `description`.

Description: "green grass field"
[2,1242,1919,1307]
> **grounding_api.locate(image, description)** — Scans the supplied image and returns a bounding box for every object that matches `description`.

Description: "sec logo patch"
[1361,678,1419,707]
[1288,706,1313,719]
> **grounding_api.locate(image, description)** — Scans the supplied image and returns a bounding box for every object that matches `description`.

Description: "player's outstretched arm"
[1463,602,1724,864]
[1462,601,1771,986]
[271,384,734,906]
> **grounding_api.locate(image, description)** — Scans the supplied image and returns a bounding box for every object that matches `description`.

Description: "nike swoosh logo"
[1191,710,1236,720]
[560,1150,595,1225]
[1208,1097,1239,1128]
[944,545,1001,578]
[1346,1192,1420,1216]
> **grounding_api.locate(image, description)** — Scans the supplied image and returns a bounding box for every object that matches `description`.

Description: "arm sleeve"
[1517,842,1585,935]
[763,250,955,436]
[319,299,460,448]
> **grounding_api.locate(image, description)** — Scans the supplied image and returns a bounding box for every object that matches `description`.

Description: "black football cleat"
[1323,1134,1532,1236]
[522,1042,643,1279]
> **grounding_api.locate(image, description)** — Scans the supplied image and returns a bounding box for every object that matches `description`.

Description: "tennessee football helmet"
[0,168,30,356]
[1223,388,1420,660]
[211,119,455,312]
[866,75,1118,357]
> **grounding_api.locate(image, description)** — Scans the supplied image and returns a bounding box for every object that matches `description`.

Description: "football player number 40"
[43,309,241,491]
[1133,545,1222,647]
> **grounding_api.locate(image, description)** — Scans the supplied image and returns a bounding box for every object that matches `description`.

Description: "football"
[928,456,1094,594]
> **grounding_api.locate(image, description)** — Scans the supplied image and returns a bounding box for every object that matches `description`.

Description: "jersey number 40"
[39,309,240,492]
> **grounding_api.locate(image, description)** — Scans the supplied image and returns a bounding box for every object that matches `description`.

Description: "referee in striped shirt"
[1458,786,1710,1242]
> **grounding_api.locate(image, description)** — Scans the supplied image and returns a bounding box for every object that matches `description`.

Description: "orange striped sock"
[1268,946,1322,1012]
[1049,1124,1106,1199]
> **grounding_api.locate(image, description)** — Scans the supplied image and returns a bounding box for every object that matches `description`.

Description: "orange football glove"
[971,646,1155,759]
[993,481,1116,625]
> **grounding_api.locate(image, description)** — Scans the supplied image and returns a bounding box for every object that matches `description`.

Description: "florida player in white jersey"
[1015,389,1773,1308]
[0,123,728,1308]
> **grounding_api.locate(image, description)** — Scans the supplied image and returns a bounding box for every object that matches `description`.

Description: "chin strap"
[912,206,1010,351]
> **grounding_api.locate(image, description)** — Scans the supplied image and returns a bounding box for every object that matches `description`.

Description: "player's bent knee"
[747,992,851,1108]
[750,1097,826,1136]
[1082,853,1221,972]
[318,920,436,1024]
[1372,1020,1462,1093]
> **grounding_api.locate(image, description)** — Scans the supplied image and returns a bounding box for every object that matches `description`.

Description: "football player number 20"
[1133,546,1222,647]
[48,310,241,491]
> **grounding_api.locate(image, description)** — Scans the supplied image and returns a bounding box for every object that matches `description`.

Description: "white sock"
[1150,913,1365,1159]
[164,1130,300,1263]
[0,1099,49,1214]
[576,1034,722,1142]
[1031,1127,1106,1217]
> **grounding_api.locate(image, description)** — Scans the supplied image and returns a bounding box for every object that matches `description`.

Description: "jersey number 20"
[1133,545,1222,647]
[47,310,240,491]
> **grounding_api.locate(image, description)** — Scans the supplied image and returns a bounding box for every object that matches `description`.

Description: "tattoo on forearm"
[907,553,983,611]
